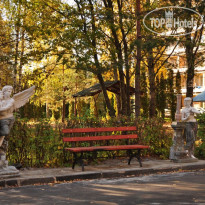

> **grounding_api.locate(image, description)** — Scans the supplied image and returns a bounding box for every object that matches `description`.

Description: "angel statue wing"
[13,86,35,109]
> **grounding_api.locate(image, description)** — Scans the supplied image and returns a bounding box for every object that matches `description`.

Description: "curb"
[1,163,205,188]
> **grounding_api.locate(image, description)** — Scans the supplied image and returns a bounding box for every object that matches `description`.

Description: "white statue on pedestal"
[0,85,35,174]
[181,97,200,159]
[181,97,200,122]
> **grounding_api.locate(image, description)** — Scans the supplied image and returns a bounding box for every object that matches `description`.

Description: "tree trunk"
[89,0,115,117]
[185,34,194,98]
[46,102,49,118]
[119,71,127,116]
[135,0,141,118]
[62,63,66,122]
[93,95,98,117]
[103,0,127,116]
[186,58,195,98]
[148,49,156,118]
[13,2,21,93]
[19,29,25,92]
[117,0,130,116]
[97,73,116,117]
[74,97,77,117]
[184,0,204,98]
[14,25,19,93]
[113,64,121,115]
[148,72,156,118]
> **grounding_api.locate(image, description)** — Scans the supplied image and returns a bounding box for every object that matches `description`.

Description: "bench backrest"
[63,134,138,142]
[62,126,137,134]
[62,126,138,143]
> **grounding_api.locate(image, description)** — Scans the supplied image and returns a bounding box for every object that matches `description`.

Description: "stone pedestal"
[0,154,19,179]
[170,122,198,163]
[0,167,20,179]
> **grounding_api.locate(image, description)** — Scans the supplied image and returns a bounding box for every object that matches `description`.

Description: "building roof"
[73,81,135,97]
[193,91,205,102]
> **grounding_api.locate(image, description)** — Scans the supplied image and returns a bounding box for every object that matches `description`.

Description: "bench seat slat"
[62,126,137,133]
[63,134,138,142]
[65,145,149,152]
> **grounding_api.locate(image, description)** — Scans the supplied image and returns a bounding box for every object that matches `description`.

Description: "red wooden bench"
[62,126,149,171]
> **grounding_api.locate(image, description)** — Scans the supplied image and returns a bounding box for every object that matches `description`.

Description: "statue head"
[2,85,13,93]
[2,85,13,99]
[184,97,192,107]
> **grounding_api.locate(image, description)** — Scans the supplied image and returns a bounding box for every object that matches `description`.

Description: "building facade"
[169,49,205,108]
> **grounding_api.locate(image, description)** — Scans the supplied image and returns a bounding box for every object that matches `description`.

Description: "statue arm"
[191,107,201,114]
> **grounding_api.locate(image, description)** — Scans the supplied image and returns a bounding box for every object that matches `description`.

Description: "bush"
[8,119,68,168]
[136,117,172,159]
[195,113,205,159]
[7,117,173,168]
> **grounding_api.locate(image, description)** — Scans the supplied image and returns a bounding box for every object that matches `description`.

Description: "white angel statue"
[0,85,35,137]
[0,85,35,171]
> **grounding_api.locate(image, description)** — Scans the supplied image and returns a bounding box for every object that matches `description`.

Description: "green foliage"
[136,118,172,159]
[8,119,67,168]
[7,117,172,168]
[195,114,205,159]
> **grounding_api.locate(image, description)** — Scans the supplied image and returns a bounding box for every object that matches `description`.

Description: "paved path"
[0,170,205,205]
[1,159,205,188]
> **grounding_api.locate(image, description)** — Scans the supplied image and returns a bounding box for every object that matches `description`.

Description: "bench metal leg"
[72,152,85,171]
[136,149,142,167]
[128,150,142,167]
[72,153,77,169]
[128,155,134,165]
[127,150,134,165]
[80,152,84,171]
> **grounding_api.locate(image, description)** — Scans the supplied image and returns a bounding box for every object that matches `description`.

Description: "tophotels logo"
[151,10,197,29]
[143,6,204,36]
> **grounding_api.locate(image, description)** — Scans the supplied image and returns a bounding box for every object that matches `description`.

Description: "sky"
[62,0,75,6]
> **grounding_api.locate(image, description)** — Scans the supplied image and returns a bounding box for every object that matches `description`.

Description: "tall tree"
[0,3,12,86]
[156,73,166,118]
[142,0,178,118]
[140,67,149,117]
[167,70,176,121]
[102,0,127,116]
[135,0,141,118]
[73,0,116,116]
[176,70,181,94]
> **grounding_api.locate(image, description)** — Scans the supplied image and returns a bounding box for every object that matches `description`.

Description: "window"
[179,56,187,68]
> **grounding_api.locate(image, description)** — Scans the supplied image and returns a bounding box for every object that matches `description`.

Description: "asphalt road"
[0,171,205,205]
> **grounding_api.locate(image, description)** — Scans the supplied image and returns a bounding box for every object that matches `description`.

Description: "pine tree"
[156,73,166,119]
[156,75,160,117]
[176,70,181,94]
[167,70,176,121]
[140,68,149,118]
[159,73,166,119]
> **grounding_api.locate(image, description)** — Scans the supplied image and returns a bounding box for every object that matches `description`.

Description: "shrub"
[8,119,68,168]
[195,113,205,159]
[7,116,173,168]
[136,117,173,159]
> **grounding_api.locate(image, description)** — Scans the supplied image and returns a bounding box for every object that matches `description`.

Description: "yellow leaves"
[195,139,202,146]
